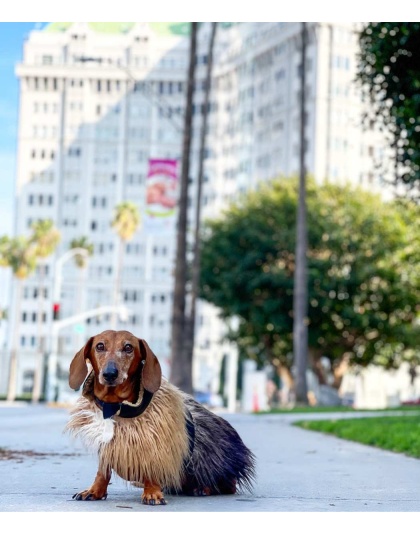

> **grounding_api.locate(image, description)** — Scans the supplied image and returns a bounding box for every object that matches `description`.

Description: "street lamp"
[52,247,90,312]
[46,247,90,401]
[46,247,133,402]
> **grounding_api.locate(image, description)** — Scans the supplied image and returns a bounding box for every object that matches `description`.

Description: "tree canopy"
[200,178,420,387]
[69,236,94,268]
[30,219,61,259]
[111,201,141,241]
[357,22,420,199]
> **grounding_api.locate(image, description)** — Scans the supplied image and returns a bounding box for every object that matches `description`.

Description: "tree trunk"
[7,279,22,401]
[32,263,46,402]
[277,364,295,406]
[75,265,87,350]
[183,22,218,392]
[111,238,124,329]
[309,347,326,386]
[293,21,309,404]
[169,22,198,393]
[332,354,350,390]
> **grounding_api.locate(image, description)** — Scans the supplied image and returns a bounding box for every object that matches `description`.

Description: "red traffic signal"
[53,303,60,320]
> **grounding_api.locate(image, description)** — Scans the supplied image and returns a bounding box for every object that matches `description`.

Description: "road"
[1,402,420,515]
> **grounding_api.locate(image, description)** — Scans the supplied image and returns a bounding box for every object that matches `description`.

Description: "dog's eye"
[124,344,133,353]
[96,342,105,352]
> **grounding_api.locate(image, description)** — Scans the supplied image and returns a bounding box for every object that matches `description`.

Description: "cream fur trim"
[65,379,189,489]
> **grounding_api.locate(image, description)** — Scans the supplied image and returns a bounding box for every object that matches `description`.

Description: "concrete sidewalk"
[0,403,419,512]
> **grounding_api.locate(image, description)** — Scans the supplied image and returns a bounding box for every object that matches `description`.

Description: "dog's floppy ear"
[137,338,162,393]
[69,337,94,390]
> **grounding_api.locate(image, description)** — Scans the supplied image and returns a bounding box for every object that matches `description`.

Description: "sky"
[0,23,47,237]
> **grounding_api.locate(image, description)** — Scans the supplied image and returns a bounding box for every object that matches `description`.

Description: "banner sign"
[145,159,178,231]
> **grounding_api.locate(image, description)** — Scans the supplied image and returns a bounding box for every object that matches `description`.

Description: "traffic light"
[53,303,60,321]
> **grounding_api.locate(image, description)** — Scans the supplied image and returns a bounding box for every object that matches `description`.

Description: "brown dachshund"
[65,330,256,505]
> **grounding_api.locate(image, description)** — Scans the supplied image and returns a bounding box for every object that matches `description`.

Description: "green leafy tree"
[200,178,420,394]
[357,22,420,199]
[30,220,61,402]
[111,201,140,327]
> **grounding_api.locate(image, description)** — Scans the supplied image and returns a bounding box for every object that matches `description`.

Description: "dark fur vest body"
[66,377,256,494]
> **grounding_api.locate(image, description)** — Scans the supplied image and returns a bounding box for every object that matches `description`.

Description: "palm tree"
[69,236,94,347]
[183,22,218,390]
[69,236,94,269]
[169,21,198,394]
[0,236,38,401]
[30,219,61,403]
[293,22,309,404]
[0,237,9,330]
[111,202,140,327]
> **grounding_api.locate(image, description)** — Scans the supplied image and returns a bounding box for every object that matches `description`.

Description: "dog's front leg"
[142,479,167,505]
[73,468,111,501]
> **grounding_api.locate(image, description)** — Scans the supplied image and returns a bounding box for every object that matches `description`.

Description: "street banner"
[145,158,178,232]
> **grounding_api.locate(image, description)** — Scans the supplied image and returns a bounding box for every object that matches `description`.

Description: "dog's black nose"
[102,362,119,383]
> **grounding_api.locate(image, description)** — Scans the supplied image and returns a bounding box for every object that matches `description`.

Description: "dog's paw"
[72,489,108,501]
[141,490,167,506]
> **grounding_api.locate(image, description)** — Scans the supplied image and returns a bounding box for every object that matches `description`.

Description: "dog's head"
[69,330,162,399]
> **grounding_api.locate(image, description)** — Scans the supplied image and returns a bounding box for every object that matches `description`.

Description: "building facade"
[1,21,386,401]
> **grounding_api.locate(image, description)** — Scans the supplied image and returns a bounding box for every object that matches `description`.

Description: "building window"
[68,147,81,157]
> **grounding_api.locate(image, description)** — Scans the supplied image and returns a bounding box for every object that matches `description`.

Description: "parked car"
[193,390,224,409]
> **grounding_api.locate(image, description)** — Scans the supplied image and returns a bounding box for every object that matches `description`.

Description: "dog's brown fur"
[66,330,256,505]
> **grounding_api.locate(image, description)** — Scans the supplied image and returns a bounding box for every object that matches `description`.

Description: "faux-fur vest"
[65,377,256,493]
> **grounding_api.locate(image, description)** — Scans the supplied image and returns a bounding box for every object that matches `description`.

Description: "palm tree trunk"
[169,22,198,393]
[32,263,46,402]
[7,279,23,401]
[75,265,86,350]
[111,238,124,329]
[293,21,309,404]
[183,22,218,392]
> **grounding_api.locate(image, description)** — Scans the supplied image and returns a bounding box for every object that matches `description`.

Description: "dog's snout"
[102,362,119,383]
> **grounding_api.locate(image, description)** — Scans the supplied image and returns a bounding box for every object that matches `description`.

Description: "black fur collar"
[82,371,154,419]
[93,390,154,419]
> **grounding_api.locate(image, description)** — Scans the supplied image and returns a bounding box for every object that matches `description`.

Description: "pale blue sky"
[0,23,46,237]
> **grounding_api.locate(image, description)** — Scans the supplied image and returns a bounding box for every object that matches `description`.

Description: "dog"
[65,330,256,505]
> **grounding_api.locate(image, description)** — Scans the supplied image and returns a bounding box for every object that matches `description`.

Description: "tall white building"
[1,21,385,400]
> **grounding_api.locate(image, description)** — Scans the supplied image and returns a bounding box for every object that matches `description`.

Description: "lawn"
[294,414,420,459]
[258,405,420,415]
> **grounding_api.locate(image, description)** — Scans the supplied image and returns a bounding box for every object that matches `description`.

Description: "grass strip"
[294,415,420,459]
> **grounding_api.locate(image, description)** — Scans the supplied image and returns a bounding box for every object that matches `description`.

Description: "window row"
[28,194,54,206]
[23,287,49,299]
[22,311,48,323]
[151,293,168,304]
[31,148,55,160]
[32,126,58,139]
[33,102,59,114]
[29,171,54,183]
